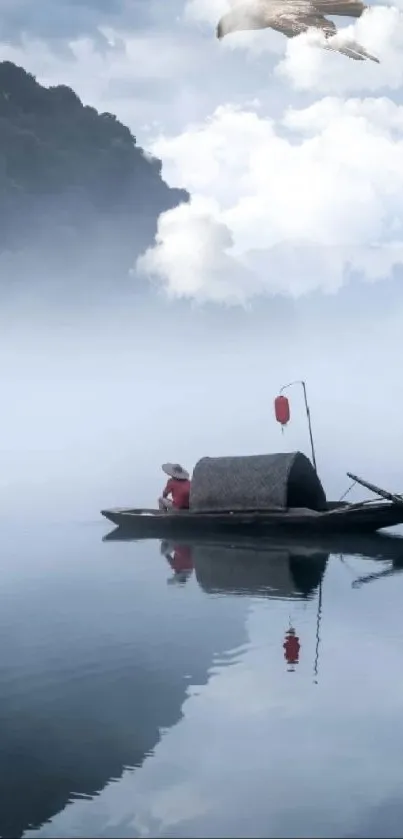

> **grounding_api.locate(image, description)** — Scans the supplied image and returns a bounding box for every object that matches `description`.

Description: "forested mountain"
[0,61,188,286]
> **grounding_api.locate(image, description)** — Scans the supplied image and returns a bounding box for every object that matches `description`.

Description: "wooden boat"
[101,499,403,537]
[101,452,403,538]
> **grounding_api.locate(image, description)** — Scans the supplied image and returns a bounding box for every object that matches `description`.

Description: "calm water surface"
[1,521,403,838]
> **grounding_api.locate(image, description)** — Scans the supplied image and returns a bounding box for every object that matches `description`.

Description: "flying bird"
[216,0,380,62]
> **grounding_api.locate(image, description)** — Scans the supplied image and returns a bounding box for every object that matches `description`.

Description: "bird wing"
[268,8,337,37]
[309,0,367,18]
[269,6,379,61]
[258,0,366,18]
[323,37,380,61]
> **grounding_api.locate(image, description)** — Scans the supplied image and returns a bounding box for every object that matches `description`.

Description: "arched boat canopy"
[190,451,327,513]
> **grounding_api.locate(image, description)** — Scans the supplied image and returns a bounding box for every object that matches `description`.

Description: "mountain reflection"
[0,530,246,839]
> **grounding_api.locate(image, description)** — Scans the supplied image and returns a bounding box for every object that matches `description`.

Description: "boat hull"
[100,502,403,538]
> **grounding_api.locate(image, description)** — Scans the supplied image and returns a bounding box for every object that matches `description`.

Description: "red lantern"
[283,627,300,668]
[274,394,290,427]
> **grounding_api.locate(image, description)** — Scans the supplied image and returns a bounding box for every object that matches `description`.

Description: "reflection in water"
[351,563,403,589]
[158,532,403,689]
[283,626,301,671]
[5,526,403,838]
[190,541,327,600]
[0,527,246,839]
[160,541,194,586]
[159,538,329,677]
[313,571,323,685]
[181,538,328,681]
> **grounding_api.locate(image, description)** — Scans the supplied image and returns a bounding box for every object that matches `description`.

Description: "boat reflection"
[350,562,403,588]
[160,538,326,678]
[103,525,403,560]
[104,528,403,684]
[159,537,326,597]
[104,526,403,594]
[190,540,327,600]
[154,533,403,682]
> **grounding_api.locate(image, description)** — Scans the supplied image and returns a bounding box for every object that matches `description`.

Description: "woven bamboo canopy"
[190,451,327,513]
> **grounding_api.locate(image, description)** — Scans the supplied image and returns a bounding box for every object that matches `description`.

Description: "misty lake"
[2,518,403,839]
[3,278,403,839]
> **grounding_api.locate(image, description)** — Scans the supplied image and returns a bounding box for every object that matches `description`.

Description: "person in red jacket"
[158,463,190,511]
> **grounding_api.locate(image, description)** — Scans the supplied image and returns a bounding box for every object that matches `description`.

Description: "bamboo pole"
[346,472,403,508]
[279,380,317,472]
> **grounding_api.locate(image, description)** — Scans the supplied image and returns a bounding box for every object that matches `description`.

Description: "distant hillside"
[0,61,188,287]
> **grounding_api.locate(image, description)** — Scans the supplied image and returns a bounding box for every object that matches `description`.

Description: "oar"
[346,472,403,508]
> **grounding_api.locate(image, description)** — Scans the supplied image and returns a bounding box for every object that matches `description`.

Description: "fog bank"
[2,280,402,524]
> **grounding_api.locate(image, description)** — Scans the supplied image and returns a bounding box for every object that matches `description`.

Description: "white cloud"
[137,196,263,304]
[137,98,403,303]
[184,0,263,26]
[0,26,211,133]
[185,0,228,25]
[0,27,197,85]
